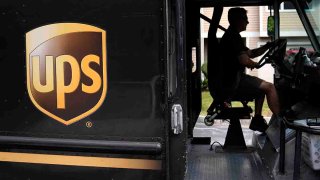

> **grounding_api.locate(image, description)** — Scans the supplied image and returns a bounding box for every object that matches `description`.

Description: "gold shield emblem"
[26,23,107,125]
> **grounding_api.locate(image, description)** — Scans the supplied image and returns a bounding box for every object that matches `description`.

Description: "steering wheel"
[256,39,287,69]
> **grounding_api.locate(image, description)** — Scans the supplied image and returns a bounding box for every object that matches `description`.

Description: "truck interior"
[184,0,320,179]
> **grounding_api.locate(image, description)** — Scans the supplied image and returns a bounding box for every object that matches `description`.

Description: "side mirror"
[267,16,275,37]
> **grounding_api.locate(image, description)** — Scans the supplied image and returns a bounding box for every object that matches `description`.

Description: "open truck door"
[186,0,320,180]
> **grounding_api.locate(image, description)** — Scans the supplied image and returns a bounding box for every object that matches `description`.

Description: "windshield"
[305,1,320,50]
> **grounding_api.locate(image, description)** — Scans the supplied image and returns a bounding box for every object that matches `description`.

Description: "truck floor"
[185,144,271,180]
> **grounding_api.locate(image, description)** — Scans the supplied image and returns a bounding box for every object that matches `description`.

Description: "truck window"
[279,1,317,54]
[306,1,320,46]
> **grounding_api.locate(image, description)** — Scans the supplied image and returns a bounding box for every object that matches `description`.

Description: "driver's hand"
[250,61,259,70]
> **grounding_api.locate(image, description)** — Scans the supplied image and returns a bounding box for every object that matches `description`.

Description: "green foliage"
[201,63,208,78]
[201,63,208,90]
[201,91,213,115]
[267,16,275,36]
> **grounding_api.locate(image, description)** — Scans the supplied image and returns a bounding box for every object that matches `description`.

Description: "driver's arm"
[238,52,258,69]
[248,42,273,58]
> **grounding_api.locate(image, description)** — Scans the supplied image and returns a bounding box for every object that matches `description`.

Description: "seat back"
[207,7,224,102]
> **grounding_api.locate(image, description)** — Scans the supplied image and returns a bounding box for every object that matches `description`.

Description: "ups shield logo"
[26,23,107,125]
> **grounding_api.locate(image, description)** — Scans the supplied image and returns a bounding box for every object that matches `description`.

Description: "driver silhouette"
[215,7,280,133]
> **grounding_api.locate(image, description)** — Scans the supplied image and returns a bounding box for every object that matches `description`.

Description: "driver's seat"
[204,95,253,149]
[206,7,254,150]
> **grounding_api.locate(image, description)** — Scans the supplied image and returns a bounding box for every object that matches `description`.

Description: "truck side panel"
[0,0,166,179]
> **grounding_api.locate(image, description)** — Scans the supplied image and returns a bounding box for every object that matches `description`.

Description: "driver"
[218,7,280,133]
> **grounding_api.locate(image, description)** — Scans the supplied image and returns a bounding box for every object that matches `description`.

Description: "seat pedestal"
[216,107,251,150]
[224,118,247,149]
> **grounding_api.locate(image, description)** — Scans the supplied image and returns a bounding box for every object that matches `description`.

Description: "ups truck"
[0,0,319,179]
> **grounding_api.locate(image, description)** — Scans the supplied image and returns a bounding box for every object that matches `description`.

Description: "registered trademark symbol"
[86,121,93,128]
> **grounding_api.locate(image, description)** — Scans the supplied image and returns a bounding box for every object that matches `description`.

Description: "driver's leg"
[235,74,268,133]
[258,81,280,116]
[254,95,264,116]
[234,74,265,116]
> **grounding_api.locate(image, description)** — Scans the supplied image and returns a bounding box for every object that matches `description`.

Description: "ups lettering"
[31,54,101,109]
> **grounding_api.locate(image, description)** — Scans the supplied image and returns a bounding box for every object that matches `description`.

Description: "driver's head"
[228,7,249,32]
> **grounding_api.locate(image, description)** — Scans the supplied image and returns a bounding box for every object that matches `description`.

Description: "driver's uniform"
[218,26,264,101]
